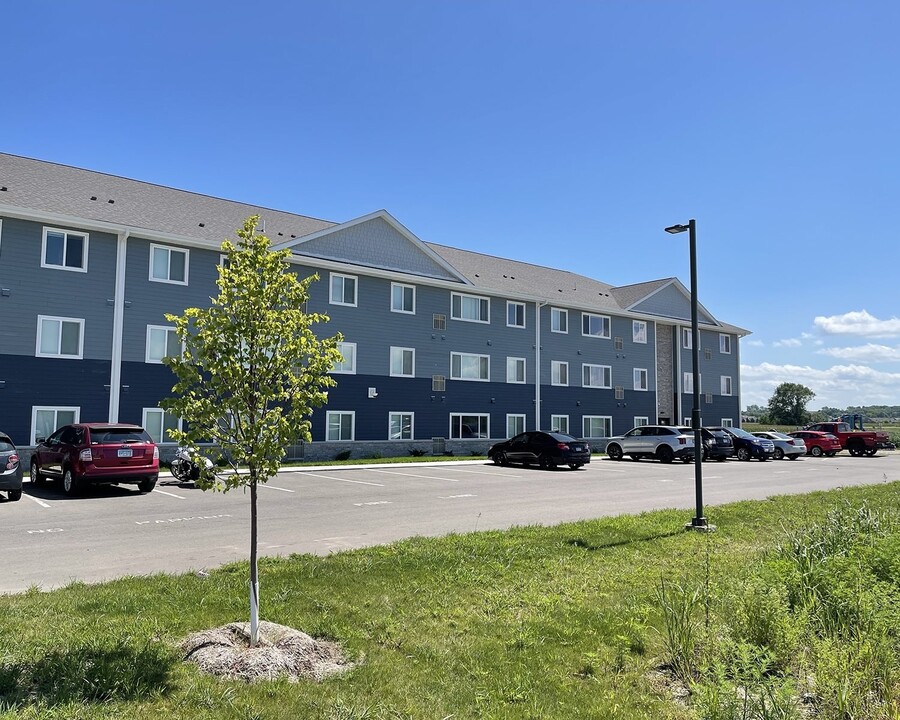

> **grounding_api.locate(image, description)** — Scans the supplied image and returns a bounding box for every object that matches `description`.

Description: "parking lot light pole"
[664,219,712,531]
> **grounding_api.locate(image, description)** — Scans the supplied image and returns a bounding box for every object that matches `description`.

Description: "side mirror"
[35,437,46,445]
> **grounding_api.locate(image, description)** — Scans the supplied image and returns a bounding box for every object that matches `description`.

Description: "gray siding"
[678,328,741,403]
[633,283,716,325]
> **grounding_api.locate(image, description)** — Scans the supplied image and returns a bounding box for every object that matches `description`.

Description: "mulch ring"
[181,620,354,683]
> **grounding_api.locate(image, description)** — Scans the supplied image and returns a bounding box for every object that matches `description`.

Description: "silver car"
[0,431,23,501]
[605,425,695,464]
[752,431,805,460]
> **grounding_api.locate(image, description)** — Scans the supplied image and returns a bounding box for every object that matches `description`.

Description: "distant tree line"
[744,395,900,426]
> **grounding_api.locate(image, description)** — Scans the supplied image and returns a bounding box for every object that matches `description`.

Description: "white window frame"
[450,413,489,439]
[391,283,416,314]
[721,375,733,396]
[582,364,612,389]
[329,272,358,307]
[684,416,693,426]
[145,325,182,364]
[683,372,701,394]
[506,414,526,438]
[582,415,612,439]
[36,315,84,359]
[506,357,526,384]
[450,292,490,323]
[388,412,414,441]
[389,347,415,377]
[719,333,732,354]
[721,418,734,427]
[634,416,649,427]
[31,406,80,446]
[633,320,647,344]
[41,227,89,272]
[506,301,526,328]
[550,415,569,434]
[551,360,569,386]
[331,342,357,374]
[682,327,693,349]
[550,307,568,334]
[142,408,182,444]
[633,368,648,391]
[149,243,189,285]
[450,352,490,382]
[582,312,611,339]
[326,411,355,441]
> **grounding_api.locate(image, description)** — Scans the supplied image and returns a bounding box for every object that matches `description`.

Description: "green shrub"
[408,448,427,457]
[334,449,352,461]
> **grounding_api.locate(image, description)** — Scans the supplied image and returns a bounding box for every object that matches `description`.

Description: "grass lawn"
[3,481,900,719]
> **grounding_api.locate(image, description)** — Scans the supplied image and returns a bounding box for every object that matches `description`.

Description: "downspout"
[534,301,548,431]
[736,335,742,428]
[108,229,130,422]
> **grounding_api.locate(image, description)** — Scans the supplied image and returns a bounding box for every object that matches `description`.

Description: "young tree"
[162,216,343,646]
[767,382,816,426]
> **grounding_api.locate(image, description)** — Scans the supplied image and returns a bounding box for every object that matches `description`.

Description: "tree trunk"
[249,476,259,646]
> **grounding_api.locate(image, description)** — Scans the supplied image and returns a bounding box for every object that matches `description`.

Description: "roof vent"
[0,187,6,192]
[90,195,97,201]
[107,199,115,204]
[290,234,296,239]
[277,232,283,236]
[198,222,205,227]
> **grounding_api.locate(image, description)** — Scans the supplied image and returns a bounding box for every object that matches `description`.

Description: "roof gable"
[624,279,719,326]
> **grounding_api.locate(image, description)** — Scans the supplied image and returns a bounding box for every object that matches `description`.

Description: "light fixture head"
[665,223,689,234]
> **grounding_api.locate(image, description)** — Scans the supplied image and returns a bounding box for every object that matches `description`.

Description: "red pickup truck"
[805,422,895,456]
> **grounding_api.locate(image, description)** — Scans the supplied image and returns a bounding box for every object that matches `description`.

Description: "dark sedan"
[0,432,23,501]
[488,431,591,470]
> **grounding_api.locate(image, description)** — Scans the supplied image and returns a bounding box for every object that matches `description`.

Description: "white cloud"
[739,361,900,409]
[818,344,900,363]
[773,338,802,348]
[743,339,764,347]
[814,309,900,338]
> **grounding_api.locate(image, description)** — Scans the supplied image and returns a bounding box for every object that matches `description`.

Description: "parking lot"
[4,451,900,594]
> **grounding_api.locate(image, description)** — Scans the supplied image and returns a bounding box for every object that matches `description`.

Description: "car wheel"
[628,454,640,461]
[826,451,837,457]
[810,446,823,457]
[681,456,692,463]
[657,446,674,464]
[736,447,750,461]
[538,454,555,470]
[568,463,582,470]
[774,448,784,460]
[8,489,22,501]
[865,448,878,457]
[30,461,46,485]
[606,444,624,461]
[492,452,507,466]
[62,467,81,496]
[849,445,864,457]
[138,478,157,493]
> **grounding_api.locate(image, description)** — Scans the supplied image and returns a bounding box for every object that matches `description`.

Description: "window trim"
[142,408,182,444]
[331,341,357,374]
[506,301,526,328]
[390,282,416,314]
[582,363,612,389]
[581,312,611,339]
[550,414,569,434]
[149,243,189,285]
[326,411,356,441]
[450,352,490,382]
[551,360,569,387]
[41,226,89,272]
[582,415,613,439]
[721,418,734,427]
[506,356,526,384]
[506,413,526,438]
[329,272,358,307]
[36,315,84,359]
[634,416,649,427]
[388,411,414,441]
[682,327,693,349]
[683,372,701,394]
[31,406,80,446]
[450,292,490,324]
[550,307,568,334]
[449,413,490,439]
[633,367,649,391]
[719,333,732,354]
[633,320,647,344]
[720,375,733,396]
[389,346,416,378]
[145,324,181,364]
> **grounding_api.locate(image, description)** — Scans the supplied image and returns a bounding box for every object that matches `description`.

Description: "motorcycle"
[170,446,214,483]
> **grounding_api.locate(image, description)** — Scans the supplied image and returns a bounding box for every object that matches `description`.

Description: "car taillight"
[6,453,17,470]
[79,448,93,462]
[679,438,686,444]
[153,446,160,460]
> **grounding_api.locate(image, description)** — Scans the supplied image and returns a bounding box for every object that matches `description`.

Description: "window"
[684,416,693,426]
[721,418,734,427]
[330,273,357,306]
[551,308,568,333]
[633,320,647,344]
[42,227,88,271]
[721,375,733,396]
[704,348,712,360]
[432,375,446,391]
[634,416,649,427]
[389,412,414,440]
[31,406,79,445]
[705,392,713,404]
[551,415,569,434]
[582,313,611,339]
[551,361,568,386]
[615,386,625,400]
[506,414,525,438]
[719,334,732,354]
[582,364,612,389]
[433,314,447,330]
[451,293,489,323]
[683,372,701,394]
[583,416,612,438]
[146,325,181,364]
[506,357,526,384]
[36,315,83,358]
[633,368,648,391]
[143,408,180,443]
[450,414,489,439]
[390,347,415,377]
[614,337,624,350]
[507,301,526,328]
[450,352,490,381]
[326,411,355,441]
[682,328,692,349]
[391,283,415,314]
[150,244,188,284]
[332,342,357,373]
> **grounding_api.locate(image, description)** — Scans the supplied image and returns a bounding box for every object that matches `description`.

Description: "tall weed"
[656,578,702,684]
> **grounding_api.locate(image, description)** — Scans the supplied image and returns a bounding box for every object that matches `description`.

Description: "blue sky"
[5,1,900,410]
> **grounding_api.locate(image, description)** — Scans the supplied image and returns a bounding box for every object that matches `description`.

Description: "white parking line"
[438,494,477,499]
[301,471,384,487]
[152,488,186,499]
[442,467,521,477]
[366,469,459,481]
[23,494,51,508]
[259,484,295,493]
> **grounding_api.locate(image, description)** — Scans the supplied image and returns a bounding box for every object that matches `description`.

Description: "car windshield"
[727,427,755,439]
[90,428,152,444]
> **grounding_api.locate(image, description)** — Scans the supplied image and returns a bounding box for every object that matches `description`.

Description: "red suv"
[31,423,159,495]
